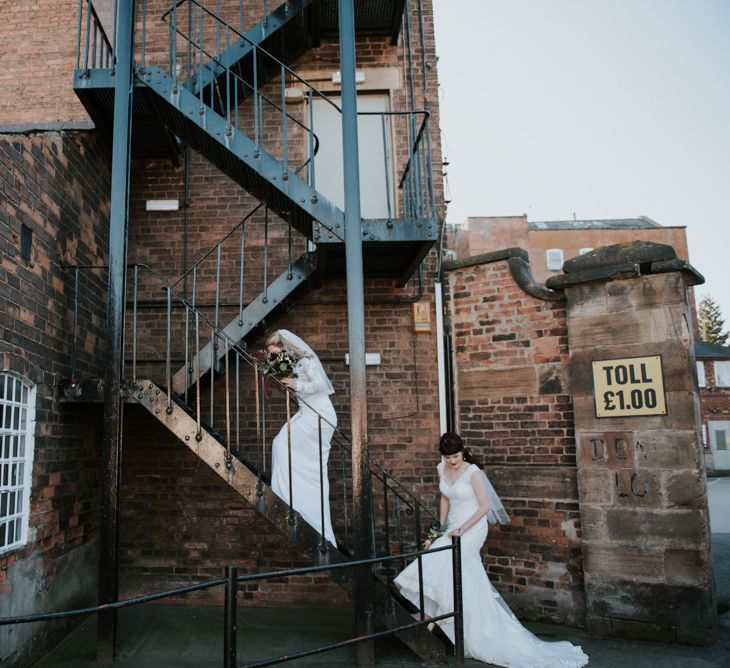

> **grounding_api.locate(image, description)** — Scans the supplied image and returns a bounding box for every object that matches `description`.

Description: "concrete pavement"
[32,479,730,667]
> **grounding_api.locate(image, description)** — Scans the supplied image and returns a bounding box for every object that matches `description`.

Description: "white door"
[310,94,394,219]
[709,421,730,470]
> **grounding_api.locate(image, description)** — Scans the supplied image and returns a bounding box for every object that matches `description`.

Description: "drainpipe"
[338,1,374,666]
[435,281,447,435]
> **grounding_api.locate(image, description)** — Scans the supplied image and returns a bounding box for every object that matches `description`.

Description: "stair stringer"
[172,253,317,395]
[132,379,446,663]
[192,0,315,104]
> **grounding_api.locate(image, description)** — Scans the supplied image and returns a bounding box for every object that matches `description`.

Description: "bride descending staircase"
[69,0,444,661]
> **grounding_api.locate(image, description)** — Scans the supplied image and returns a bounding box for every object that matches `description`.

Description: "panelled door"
[709,420,730,470]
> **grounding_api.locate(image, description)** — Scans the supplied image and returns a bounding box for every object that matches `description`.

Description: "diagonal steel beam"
[172,254,316,394]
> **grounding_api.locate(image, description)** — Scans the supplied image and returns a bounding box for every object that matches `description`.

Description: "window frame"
[0,371,36,555]
[714,361,730,388]
[546,248,564,271]
[697,360,706,388]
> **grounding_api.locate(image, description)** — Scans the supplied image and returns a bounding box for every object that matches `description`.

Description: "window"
[715,361,730,387]
[697,361,706,387]
[579,247,593,255]
[1,373,35,554]
[546,248,564,271]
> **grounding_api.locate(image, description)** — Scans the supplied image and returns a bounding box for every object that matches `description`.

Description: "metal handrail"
[160,0,434,218]
[0,540,465,667]
[75,0,114,71]
[63,263,437,530]
[62,262,438,531]
[135,261,436,524]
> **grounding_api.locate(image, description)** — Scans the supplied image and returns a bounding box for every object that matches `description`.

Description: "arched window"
[1,372,36,554]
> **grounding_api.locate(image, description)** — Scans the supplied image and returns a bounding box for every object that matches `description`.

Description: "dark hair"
[439,432,479,465]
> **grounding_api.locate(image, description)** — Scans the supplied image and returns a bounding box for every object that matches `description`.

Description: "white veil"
[276,329,334,395]
[480,470,510,525]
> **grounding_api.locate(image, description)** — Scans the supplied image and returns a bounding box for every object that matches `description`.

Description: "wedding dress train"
[271,355,337,546]
[395,463,588,668]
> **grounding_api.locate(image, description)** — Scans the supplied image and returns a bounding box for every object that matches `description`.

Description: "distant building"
[450,215,690,284]
[696,341,730,472]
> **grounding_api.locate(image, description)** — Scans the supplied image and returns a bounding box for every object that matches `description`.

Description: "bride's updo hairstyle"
[439,432,480,466]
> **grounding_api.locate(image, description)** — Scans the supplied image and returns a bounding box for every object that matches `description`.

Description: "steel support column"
[97,0,135,660]
[338,1,374,666]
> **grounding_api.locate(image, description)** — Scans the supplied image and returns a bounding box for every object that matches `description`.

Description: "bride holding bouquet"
[265,330,337,545]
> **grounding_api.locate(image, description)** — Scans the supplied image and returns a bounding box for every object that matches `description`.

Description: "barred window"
[1,373,36,554]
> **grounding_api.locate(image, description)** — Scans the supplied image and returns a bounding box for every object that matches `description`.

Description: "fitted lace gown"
[395,463,588,668]
[271,356,337,546]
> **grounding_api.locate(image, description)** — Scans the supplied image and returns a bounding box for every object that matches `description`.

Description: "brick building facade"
[696,341,730,472]
[1,1,446,665]
[451,215,690,285]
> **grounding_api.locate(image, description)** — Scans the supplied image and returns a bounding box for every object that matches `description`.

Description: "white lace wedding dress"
[395,463,588,668]
[271,355,337,546]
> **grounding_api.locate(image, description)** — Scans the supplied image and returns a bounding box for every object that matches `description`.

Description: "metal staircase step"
[132,378,445,663]
[172,253,317,395]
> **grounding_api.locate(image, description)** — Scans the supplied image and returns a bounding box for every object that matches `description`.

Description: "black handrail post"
[223,565,238,668]
[97,0,135,660]
[452,536,464,666]
[415,504,425,619]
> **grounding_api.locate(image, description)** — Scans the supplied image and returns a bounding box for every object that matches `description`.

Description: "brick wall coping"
[0,121,95,134]
[546,241,705,290]
[442,247,565,302]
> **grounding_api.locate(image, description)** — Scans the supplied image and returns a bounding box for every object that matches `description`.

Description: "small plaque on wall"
[412,301,431,333]
[592,355,667,418]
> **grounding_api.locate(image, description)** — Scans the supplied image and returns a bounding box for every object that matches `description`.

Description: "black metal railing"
[0,540,464,667]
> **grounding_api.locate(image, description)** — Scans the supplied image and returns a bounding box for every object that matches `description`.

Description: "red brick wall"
[0,1,89,125]
[0,131,110,665]
[445,256,585,626]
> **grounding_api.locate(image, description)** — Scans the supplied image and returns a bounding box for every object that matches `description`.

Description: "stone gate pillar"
[548,241,717,644]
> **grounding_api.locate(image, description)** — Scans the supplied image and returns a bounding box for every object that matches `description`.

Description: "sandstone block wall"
[566,270,716,644]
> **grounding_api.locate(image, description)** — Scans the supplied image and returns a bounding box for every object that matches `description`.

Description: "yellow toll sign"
[592,355,667,418]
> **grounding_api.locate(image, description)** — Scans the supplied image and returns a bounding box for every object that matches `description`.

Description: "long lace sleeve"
[295,356,334,396]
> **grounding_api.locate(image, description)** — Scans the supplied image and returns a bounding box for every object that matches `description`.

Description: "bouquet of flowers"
[261,350,299,379]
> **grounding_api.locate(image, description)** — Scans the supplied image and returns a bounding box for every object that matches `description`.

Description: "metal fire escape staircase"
[70,0,443,661]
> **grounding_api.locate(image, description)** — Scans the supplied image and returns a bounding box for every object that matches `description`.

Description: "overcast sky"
[432,0,730,324]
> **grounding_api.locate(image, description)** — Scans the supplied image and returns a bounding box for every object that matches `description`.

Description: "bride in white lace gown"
[395,433,588,668]
[266,330,337,546]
